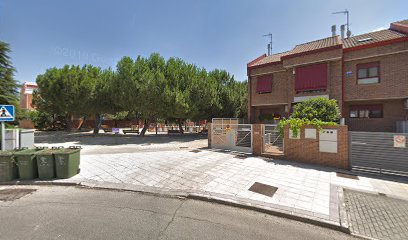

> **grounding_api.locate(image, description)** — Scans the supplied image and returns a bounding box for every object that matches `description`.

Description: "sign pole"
[1,121,5,151]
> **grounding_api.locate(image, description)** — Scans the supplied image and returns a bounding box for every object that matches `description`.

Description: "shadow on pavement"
[35,131,208,146]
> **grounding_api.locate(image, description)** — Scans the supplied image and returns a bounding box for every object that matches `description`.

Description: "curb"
[1,179,350,234]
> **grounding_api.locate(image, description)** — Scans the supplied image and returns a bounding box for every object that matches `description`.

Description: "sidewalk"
[4,149,408,233]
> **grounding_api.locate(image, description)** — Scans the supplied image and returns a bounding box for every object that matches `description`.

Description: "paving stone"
[344,189,408,240]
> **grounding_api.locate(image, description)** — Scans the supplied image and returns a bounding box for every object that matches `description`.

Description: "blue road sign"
[0,105,15,121]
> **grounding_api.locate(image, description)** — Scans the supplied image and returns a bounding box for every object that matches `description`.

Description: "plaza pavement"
[50,148,408,232]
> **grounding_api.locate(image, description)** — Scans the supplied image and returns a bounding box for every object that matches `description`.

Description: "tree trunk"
[66,114,73,131]
[155,118,158,135]
[140,119,149,137]
[93,113,100,134]
[178,119,184,134]
[78,116,86,130]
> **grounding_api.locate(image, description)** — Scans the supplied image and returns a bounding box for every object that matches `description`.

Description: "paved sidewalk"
[344,189,408,240]
[54,149,408,230]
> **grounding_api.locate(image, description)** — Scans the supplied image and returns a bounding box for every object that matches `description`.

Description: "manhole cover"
[0,188,36,201]
[336,172,359,180]
[248,182,278,197]
[190,150,201,153]
[234,154,248,159]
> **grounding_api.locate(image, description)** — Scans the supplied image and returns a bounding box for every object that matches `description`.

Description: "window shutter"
[295,63,328,92]
[256,75,273,93]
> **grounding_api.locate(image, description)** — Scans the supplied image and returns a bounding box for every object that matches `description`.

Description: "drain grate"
[0,188,36,201]
[234,154,248,159]
[248,182,278,197]
[336,172,359,180]
[179,146,189,149]
[190,150,201,153]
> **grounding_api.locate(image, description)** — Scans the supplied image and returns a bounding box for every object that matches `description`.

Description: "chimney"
[347,29,351,38]
[340,24,345,39]
[331,25,337,36]
[267,43,271,56]
[390,20,408,34]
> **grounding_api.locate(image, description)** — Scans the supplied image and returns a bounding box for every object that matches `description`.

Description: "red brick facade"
[283,125,349,169]
[248,20,408,132]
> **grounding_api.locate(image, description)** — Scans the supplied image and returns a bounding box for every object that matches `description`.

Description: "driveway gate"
[211,119,252,153]
[349,131,408,177]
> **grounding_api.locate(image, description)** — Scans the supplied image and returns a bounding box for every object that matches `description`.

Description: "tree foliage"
[278,97,341,137]
[33,53,247,135]
[292,97,341,122]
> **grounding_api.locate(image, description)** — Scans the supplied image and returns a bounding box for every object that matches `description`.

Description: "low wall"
[283,125,349,170]
[208,123,349,170]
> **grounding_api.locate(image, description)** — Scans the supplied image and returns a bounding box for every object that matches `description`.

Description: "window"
[256,75,272,93]
[357,62,380,84]
[295,63,328,92]
[349,105,383,118]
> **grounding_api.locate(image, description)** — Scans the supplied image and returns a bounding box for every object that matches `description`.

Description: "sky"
[1,0,407,83]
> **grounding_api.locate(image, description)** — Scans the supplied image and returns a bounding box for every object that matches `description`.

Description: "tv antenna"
[263,33,272,55]
[333,9,351,38]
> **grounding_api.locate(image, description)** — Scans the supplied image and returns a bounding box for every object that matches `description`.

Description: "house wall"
[345,99,408,132]
[344,42,408,101]
[282,48,342,67]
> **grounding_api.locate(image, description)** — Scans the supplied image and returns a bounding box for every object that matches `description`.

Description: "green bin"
[0,150,21,181]
[54,147,81,179]
[14,148,45,180]
[36,149,59,180]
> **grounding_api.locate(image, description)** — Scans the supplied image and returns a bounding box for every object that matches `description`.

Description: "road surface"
[0,186,356,240]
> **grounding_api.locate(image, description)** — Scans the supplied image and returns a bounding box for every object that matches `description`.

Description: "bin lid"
[36,149,57,155]
[0,150,17,156]
[53,148,81,154]
[13,148,44,156]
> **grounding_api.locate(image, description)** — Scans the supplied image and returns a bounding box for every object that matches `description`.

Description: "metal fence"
[211,122,252,153]
[262,124,284,155]
[349,131,408,177]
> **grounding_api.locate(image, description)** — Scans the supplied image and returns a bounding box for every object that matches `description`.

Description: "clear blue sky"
[1,0,407,83]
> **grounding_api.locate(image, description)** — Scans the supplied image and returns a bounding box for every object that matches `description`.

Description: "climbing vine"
[278,118,337,137]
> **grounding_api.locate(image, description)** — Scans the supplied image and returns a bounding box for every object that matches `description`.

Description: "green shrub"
[278,98,341,137]
[28,110,54,130]
[292,97,341,122]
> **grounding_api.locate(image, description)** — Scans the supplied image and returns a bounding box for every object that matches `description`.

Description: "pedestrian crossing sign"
[0,105,15,121]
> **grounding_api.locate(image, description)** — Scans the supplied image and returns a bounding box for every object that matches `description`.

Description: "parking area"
[34,131,208,155]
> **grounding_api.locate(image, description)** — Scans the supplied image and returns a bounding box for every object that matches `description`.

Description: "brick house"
[247,20,408,132]
[19,82,38,110]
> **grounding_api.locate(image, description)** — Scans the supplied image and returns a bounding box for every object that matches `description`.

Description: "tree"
[291,97,341,122]
[0,41,19,105]
[0,41,21,123]
[83,66,117,134]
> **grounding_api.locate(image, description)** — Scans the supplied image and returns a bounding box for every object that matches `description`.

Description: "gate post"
[252,124,263,156]
[208,123,212,148]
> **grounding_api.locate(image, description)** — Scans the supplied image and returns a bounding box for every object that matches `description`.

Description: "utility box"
[319,129,338,153]
[20,129,35,148]
[305,128,317,139]
[4,129,19,150]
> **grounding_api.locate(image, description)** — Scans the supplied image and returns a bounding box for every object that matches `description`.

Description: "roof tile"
[343,29,408,48]
[290,36,342,54]
[250,51,291,66]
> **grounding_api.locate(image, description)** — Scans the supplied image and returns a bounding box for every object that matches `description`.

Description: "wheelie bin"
[54,146,81,179]
[36,147,61,180]
[14,148,46,180]
[0,149,23,181]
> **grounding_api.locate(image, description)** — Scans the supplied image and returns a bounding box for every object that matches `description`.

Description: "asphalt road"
[0,186,356,240]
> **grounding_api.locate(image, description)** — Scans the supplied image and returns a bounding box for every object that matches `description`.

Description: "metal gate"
[211,119,252,153]
[349,131,408,177]
[262,124,284,155]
